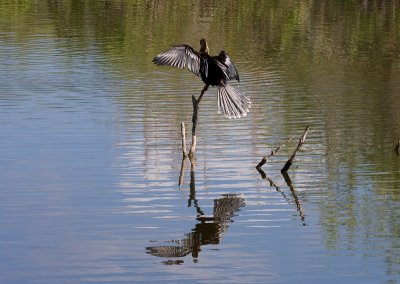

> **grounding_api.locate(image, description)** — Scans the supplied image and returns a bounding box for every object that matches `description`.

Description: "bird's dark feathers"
[152,44,240,83]
[216,50,240,82]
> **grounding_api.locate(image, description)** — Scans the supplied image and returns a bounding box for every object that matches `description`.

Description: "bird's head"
[199,38,209,54]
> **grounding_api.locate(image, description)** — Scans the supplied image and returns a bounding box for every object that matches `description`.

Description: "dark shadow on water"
[257,167,306,226]
[146,158,246,264]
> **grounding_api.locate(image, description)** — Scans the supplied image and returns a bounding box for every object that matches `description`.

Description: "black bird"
[152,38,251,119]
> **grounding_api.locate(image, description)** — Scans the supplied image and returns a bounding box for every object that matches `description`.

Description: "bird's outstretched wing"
[152,45,201,76]
[214,51,240,82]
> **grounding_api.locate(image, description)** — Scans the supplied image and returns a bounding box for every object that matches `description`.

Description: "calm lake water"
[1,1,400,283]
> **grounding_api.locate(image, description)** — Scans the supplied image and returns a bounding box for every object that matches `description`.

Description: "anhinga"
[152,39,251,119]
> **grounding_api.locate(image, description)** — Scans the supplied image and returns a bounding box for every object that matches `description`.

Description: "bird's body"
[152,39,250,119]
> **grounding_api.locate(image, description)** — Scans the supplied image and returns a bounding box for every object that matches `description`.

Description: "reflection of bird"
[153,38,251,119]
[146,194,245,260]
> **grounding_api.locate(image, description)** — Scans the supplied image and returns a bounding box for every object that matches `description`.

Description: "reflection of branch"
[256,167,290,205]
[256,166,267,180]
[256,167,278,187]
[396,140,400,157]
[281,172,306,225]
[281,126,309,173]
[257,167,306,225]
[188,161,204,216]
[256,137,293,169]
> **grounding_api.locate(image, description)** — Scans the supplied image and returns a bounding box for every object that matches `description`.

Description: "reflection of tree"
[146,159,245,262]
[257,168,305,225]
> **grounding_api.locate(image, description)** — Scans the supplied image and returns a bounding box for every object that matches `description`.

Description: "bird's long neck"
[199,39,209,55]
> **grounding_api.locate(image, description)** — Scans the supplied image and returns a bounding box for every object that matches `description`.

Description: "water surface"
[1,1,400,283]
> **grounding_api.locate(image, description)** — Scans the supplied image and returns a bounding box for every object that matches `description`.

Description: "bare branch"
[188,86,207,161]
[181,122,187,158]
[281,126,310,173]
[256,136,293,169]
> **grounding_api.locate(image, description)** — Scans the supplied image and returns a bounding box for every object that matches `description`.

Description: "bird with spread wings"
[153,38,251,119]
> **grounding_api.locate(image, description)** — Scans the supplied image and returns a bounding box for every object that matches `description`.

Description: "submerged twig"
[281,126,310,173]
[256,136,293,169]
[396,140,400,157]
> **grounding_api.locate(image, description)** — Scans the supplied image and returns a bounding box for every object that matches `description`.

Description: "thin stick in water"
[179,157,186,188]
[256,136,293,169]
[189,87,206,160]
[281,126,310,173]
[189,95,198,159]
[181,121,187,158]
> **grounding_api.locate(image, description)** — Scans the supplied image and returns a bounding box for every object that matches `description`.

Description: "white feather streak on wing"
[153,45,201,76]
[223,55,240,82]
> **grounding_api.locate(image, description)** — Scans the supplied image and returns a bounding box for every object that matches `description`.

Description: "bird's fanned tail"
[217,85,251,119]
